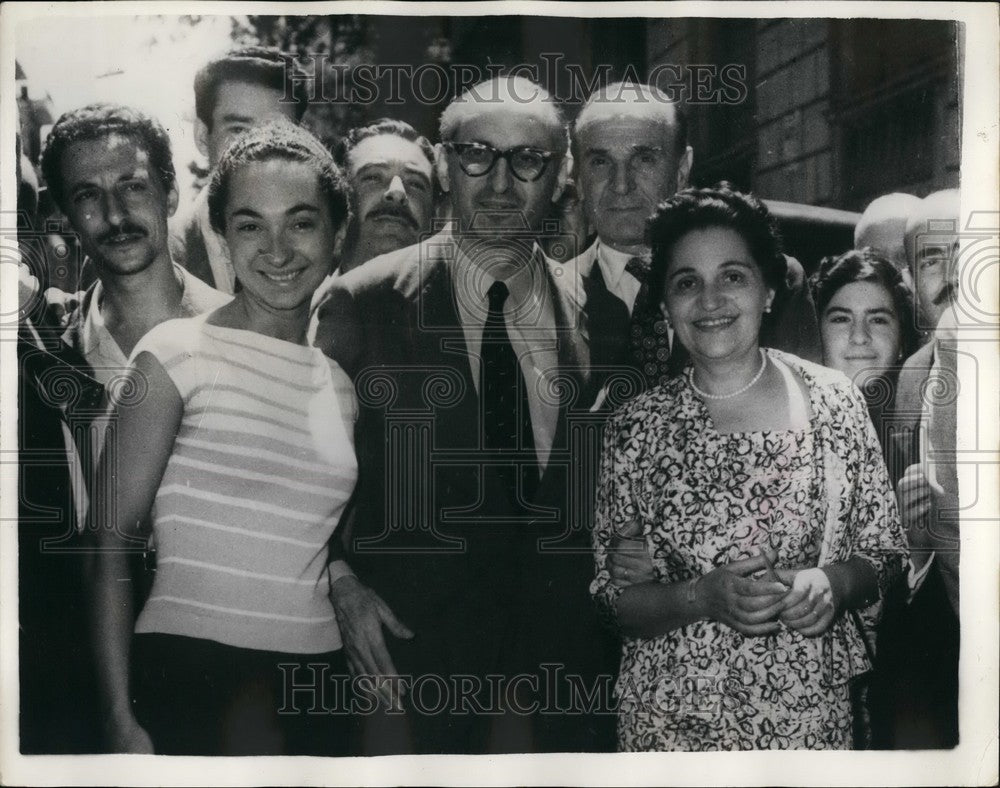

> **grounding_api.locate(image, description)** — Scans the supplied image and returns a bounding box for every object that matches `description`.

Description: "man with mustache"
[337,118,436,273]
[171,46,308,293]
[40,103,229,386]
[874,188,960,747]
[314,76,608,753]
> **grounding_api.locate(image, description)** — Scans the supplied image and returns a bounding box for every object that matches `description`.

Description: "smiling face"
[438,105,566,244]
[223,159,338,314]
[60,134,178,277]
[347,133,434,263]
[662,226,774,366]
[576,115,687,254]
[821,280,902,386]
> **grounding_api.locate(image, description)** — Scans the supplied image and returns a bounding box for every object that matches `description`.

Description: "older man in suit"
[566,82,821,400]
[314,76,612,753]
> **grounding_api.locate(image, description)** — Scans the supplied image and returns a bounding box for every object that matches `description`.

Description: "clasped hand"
[607,525,838,637]
[677,554,837,637]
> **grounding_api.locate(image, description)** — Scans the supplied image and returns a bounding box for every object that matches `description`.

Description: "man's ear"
[166,181,180,218]
[551,153,570,204]
[195,118,210,160]
[332,222,348,271]
[434,143,450,194]
[676,146,694,192]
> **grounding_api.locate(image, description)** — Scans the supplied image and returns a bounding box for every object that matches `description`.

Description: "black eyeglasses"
[443,142,557,182]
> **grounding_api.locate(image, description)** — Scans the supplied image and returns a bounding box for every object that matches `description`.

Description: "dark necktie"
[482,280,538,504]
[625,256,672,391]
[583,263,630,370]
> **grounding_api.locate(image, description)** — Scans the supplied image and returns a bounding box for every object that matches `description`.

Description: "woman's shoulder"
[769,349,870,426]
[605,375,689,433]
[768,349,854,393]
[129,315,210,363]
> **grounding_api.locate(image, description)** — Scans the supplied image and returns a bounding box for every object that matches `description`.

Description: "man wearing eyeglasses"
[314,76,610,754]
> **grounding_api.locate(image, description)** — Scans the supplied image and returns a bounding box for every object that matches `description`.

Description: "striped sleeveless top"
[130,316,357,653]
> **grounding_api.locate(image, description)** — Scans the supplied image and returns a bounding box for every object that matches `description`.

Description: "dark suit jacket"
[315,234,612,706]
[892,338,959,614]
[17,320,105,753]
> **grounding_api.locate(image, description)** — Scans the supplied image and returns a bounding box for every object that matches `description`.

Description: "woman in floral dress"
[591,185,908,750]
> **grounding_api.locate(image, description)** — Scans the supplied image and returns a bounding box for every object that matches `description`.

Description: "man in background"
[874,188,961,748]
[336,118,436,274]
[567,82,821,400]
[171,46,308,292]
[40,103,230,386]
[855,192,923,283]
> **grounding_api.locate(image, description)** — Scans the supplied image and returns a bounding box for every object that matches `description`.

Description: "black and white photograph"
[1,1,997,785]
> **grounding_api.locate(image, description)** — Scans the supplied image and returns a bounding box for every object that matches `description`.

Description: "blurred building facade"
[269,15,959,214]
[648,18,961,211]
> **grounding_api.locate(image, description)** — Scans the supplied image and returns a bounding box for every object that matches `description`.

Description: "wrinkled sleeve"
[846,384,909,633]
[590,412,638,631]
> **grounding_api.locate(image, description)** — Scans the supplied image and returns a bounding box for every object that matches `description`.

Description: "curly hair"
[810,247,919,360]
[207,120,352,235]
[40,103,175,210]
[194,46,308,129]
[646,183,787,317]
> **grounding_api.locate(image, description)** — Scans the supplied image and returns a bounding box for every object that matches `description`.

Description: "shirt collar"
[450,230,550,311]
[596,240,650,289]
[74,264,193,362]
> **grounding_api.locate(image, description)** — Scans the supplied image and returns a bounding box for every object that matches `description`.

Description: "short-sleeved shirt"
[131,316,358,653]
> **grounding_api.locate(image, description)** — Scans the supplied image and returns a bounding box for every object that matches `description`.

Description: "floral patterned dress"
[591,351,907,751]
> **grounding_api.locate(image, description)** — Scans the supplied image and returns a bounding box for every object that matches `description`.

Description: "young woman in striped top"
[91,122,358,754]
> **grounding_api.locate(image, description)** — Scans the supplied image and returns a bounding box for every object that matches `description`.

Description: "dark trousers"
[868,566,959,749]
[132,633,353,756]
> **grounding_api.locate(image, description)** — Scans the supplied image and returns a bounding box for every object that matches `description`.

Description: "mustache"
[366,205,418,229]
[98,222,147,244]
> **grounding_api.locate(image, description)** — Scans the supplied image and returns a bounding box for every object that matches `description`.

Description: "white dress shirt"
[450,235,561,472]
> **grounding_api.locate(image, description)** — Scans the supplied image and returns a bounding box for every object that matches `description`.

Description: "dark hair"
[336,117,435,170]
[647,183,787,315]
[40,103,176,210]
[194,46,308,129]
[207,121,352,235]
[810,247,919,360]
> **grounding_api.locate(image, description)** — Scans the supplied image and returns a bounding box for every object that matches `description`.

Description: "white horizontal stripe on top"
[157,556,321,586]
[168,455,343,498]
[145,595,336,625]
[155,484,349,525]
[156,514,329,550]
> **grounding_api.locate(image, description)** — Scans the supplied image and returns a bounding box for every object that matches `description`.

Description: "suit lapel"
[402,242,481,450]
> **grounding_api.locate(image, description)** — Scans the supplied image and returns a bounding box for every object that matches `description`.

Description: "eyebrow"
[69,171,146,192]
[667,260,755,279]
[229,204,320,218]
[356,162,430,177]
[219,113,255,125]
[824,305,895,317]
[584,144,664,156]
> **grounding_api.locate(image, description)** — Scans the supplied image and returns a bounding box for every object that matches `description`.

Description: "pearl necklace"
[688,349,768,400]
